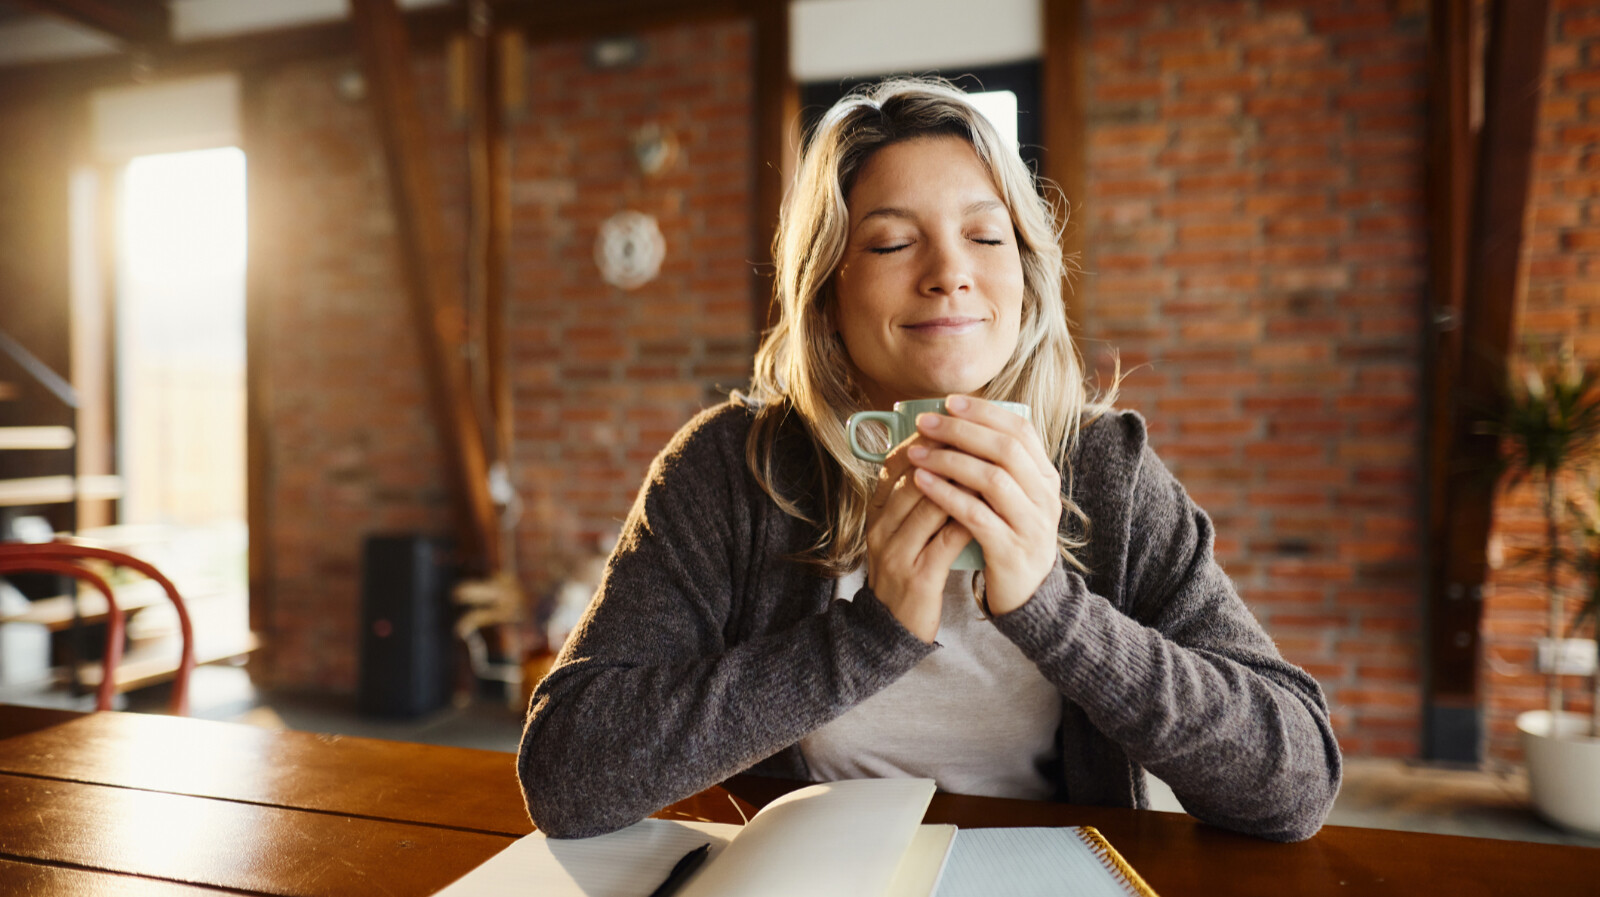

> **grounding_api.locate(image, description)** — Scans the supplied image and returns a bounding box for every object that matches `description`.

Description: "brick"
[1250,143,1332,165]
[1157,145,1239,168]
[1175,171,1255,192]
[1243,41,1328,66]
[1261,165,1346,189]
[1264,215,1349,239]
[1221,15,1308,45]
[1137,26,1210,51]
[1244,93,1329,116]
[1156,196,1240,218]
[1095,79,1166,102]
[1335,87,1426,111]
[1095,175,1169,198]
[1163,247,1252,267]
[1176,221,1257,243]
[1245,193,1330,215]
[1163,95,1241,118]
[1179,72,1262,95]
[1179,318,1263,341]
[1180,270,1261,292]
[1563,12,1600,39]
[1561,69,1600,92]
[1092,123,1172,148]
[1160,48,1240,73]
[1311,11,1394,32]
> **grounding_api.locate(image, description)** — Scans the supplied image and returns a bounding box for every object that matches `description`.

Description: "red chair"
[0,541,195,715]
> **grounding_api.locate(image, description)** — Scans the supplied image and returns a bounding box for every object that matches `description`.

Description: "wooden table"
[0,705,1593,896]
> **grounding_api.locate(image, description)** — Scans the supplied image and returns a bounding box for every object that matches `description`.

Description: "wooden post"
[465,0,516,570]
[240,71,277,647]
[1424,0,1551,761]
[349,0,499,572]
[1042,0,1089,330]
[753,0,796,334]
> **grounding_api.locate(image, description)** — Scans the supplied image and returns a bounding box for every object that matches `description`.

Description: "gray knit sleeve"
[990,413,1341,842]
[517,404,933,838]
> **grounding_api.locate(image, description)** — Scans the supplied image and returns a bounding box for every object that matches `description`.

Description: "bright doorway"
[108,145,251,676]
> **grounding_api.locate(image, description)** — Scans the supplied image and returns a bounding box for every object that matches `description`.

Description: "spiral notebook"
[937,826,1157,897]
[433,778,1157,897]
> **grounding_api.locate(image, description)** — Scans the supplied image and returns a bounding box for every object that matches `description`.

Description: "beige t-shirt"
[798,567,1062,800]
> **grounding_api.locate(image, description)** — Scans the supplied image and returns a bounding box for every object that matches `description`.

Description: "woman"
[518,78,1341,842]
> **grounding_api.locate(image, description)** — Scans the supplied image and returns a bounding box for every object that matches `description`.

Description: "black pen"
[646,842,711,897]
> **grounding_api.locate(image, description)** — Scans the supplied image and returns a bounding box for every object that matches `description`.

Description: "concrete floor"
[123,666,1600,849]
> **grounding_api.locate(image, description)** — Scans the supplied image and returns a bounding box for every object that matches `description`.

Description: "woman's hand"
[863,433,974,643]
[906,395,1061,615]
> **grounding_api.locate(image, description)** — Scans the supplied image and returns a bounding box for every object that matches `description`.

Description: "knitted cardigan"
[518,400,1341,841]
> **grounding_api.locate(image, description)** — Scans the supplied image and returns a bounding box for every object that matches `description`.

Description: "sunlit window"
[114,146,248,624]
[966,89,1019,154]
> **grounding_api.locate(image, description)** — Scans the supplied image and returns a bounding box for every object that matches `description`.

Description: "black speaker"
[358,534,455,718]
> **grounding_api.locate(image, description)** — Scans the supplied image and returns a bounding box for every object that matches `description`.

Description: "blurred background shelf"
[0,475,123,507]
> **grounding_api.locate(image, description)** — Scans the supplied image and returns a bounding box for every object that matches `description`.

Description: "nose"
[918,235,974,297]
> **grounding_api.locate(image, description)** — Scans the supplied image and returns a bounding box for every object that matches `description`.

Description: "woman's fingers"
[932,395,1057,480]
[916,412,1055,493]
[863,438,962,643]
[906,443,1040,532]
[906,396,1063,615]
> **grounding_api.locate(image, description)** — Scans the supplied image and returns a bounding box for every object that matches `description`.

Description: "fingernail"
[946,395,968,412]
[918,413,941,429]
[908,445,928,461]
[915,469,937,486]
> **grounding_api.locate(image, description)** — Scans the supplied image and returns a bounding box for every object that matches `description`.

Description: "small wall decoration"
[595,210,665,290]
[631,123,679,176]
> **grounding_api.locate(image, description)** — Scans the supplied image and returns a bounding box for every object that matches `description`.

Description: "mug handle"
[847,411,903,463]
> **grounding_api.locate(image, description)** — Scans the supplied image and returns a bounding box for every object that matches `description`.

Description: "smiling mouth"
[903,316,985,334]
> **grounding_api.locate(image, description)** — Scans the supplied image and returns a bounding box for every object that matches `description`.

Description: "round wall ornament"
[594,210,665,290]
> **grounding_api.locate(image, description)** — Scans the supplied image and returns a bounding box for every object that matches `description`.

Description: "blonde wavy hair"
[743,77,1115,575]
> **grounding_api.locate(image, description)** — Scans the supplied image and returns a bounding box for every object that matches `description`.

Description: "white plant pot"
[1517,709,1600,837]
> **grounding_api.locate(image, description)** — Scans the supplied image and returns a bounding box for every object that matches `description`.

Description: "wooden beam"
[1421,0,1477,761]
[349,0,500,573]
[0,1,759,104]
[465,1,516,567]
[240,72,278,651]
[1041,0,1089,330]
[753,0,795,334]
[491,0,750,43]
[1426,0,1551,760]
[11,0,169,47]
[0,8,465,104]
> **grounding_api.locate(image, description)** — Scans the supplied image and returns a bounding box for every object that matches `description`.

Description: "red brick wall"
[508,22,754,590]
[251,19,753,691]
[1080,0,1430,758]
[1481,0,1600,763]
[250,54,456,690]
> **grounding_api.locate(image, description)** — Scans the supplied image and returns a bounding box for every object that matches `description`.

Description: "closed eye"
[868,244,911,255]
[972,238,1006,246]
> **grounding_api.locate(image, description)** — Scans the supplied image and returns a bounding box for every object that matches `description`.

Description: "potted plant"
[1516,480,1600,835]
[1498,347,1600,835]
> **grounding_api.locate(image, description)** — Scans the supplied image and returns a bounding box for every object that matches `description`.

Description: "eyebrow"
[857,199,1007,223]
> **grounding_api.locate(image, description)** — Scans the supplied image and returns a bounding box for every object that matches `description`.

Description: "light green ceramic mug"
[846,398,1031,570]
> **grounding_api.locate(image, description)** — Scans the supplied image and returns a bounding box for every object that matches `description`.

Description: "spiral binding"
[1073,827,1161,897]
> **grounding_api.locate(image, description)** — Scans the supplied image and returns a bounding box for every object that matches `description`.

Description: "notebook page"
[678,778,937,897]
[431,819,736,897]
[933,828,1141,897]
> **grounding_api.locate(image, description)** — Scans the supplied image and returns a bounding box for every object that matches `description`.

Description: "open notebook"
[433,778,1157,897]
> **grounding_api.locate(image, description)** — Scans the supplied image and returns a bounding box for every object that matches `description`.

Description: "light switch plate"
[1536,638,1599,676]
